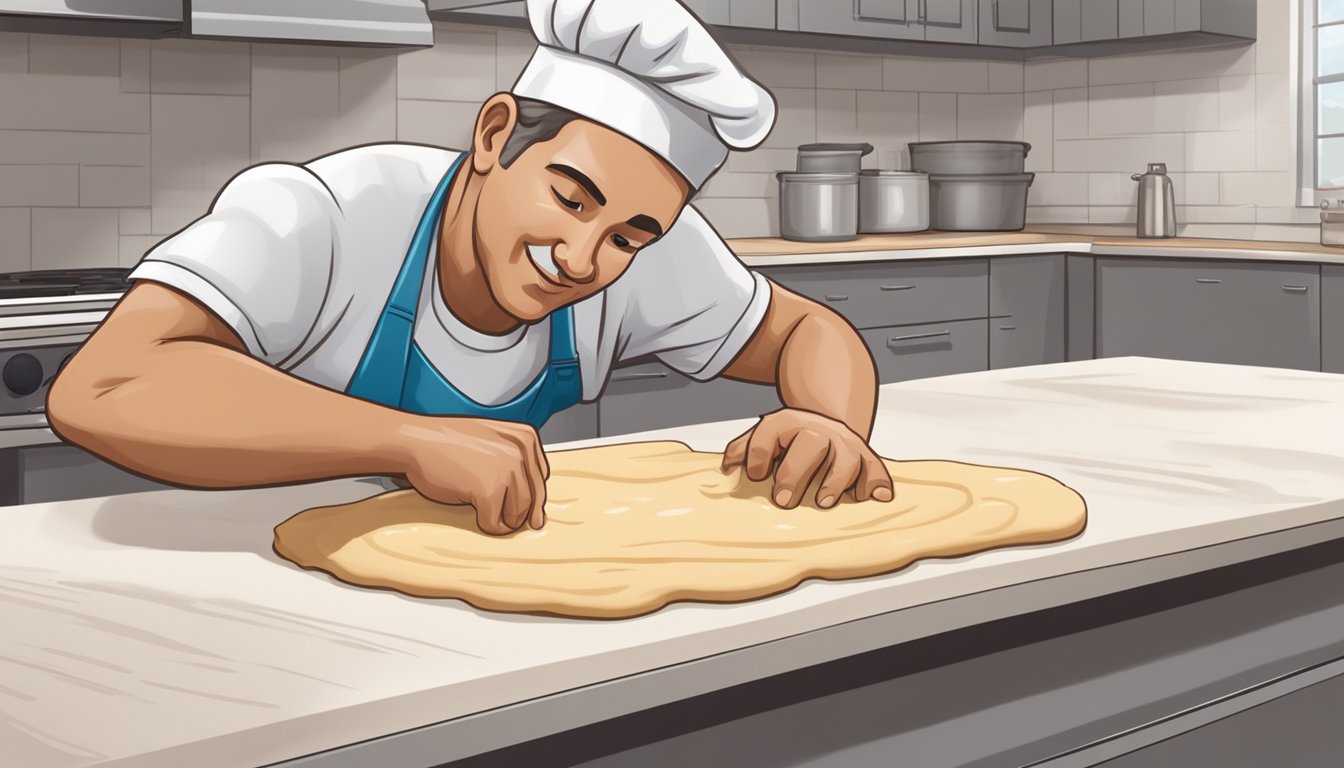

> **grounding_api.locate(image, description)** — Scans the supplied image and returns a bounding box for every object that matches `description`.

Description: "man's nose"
[552,241,597,284]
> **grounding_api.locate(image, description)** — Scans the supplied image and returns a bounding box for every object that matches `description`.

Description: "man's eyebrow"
[547,163,606,206]
[627,214,663,238]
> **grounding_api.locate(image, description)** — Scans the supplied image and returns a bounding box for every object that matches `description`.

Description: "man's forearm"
[775,313,878,439]
[49,340,413,488]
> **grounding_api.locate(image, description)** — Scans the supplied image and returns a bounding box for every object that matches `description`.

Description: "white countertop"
[5,357,1344,768]
[736,241,1344,267]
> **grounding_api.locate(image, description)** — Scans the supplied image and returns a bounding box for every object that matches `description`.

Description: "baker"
[48,0,894,536]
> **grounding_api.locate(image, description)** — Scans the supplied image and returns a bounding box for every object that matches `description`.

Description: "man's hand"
[399,416,549,535]
[721,409,894,509]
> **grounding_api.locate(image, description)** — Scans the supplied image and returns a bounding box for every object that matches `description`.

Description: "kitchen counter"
[726,231,1344,266]
[5,357,1344,768]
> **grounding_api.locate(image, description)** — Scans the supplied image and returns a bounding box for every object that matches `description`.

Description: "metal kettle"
[1132,163,1177,238]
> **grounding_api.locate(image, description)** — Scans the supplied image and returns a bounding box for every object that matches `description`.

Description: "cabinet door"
[682,0,732,25]
[796,0,924,39]
[1142,0,1175,35]
[921,0,979,43]
[979,0,1052,47]
[1081,0,1119,40]
[1095,259,1321,371]
[729,0,776,28]
[539,402,598,445]
[1324,264,1344,374]
[862,319,988,383]
[989,254,1067,369]
[598,361,779,437]
[1117,0,1142,36]
[756,259,988,330]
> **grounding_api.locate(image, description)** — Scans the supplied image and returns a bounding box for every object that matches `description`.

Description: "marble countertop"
[726,231,1344,266]
[5,357,1344,768]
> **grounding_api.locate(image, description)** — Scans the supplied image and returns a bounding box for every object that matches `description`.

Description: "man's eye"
[612,233,631,249]
[552,187,582,212]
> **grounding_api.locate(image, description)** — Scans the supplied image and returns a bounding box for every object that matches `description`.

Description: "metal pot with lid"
[796,143,874,173]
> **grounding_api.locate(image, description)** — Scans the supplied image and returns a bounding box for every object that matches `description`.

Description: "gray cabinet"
[978,0,1051,47]
[1066,253,1096,361]
[921,0,979,44]
[793,0,925,40]
[863,319,988,383]
[597,361,778,437]
[756,259,989,329]
[683,0,731,25]
[1054,0,1120,44]
[1095,258,1321,371]
[539,402,598,445]
[989,254,1067,369]
[1048,0,1252,51]
[1325,265,1344,374]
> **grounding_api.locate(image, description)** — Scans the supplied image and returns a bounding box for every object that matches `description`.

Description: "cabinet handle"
[611,371,668,382]
[889,330,951,345]
[1282,284,1310,293]
[1195,278,1222,284]
[824,294,850,302]
[27,405,46,413]
[999,325,1016,331]
[879,284,915,291]
[992,0,1031,33]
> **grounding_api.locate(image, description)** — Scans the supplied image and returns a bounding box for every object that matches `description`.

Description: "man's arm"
[719,282,878,439]
[47,282,549,533]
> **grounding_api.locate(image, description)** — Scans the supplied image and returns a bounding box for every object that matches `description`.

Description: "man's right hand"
[399,416,550,535]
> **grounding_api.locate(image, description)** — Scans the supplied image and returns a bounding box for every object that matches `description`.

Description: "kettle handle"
[1131,174,1143,181]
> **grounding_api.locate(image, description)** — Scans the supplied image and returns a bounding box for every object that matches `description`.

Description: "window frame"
[1300,0,1344,204]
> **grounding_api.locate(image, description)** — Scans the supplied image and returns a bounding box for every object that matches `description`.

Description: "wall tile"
[1088,83,1155,136]
[119,234,163,269]
[817,54,882,90]
[397,99,478,148]
[1088,45,1255,86]
[918,92,957,142]
[28,35,119,76]
[1185,131,1257,172]
[120,40,149,93]
[857,90,919,144]
[398,28,496,102]
[1088,206,1137,224]
[1025,59,1086,91]
[336,50,398,148]
[1031,173,1089,206]
[0,164,78,207]
[1179,205,1257,224]
[150,94,251,236]
[1023,91,1052,172]
[1055,134,1185,172]
[32,208,118,269]
[1256,206,1321,224]
[1178,173,1221,205]
[1088,173,1137,207]
[1218,75,1256,132]
[1255,72,1290,127]
[1025,206,1090,224]
[0,32,26,74]
[495,30,534,91]
[736,50,816,89]
[698,171,775,199]
[883,57,987,93]
[1221,171,1293,207]
[988,61,1024,93]
[81,165,151,207]
[252,45,341,163]
[958,93,1022,140]
[0,208,30,272]
[0,130,149,167]
[693,197,776,238]
[728,147,795,173]
[150,39,251,95]
[1052,87,1088,139]
[1152,78,1219,132]
[1252,223,1317,241]
[1256,0,1290,74]
[0,74,148,132]
[816,89,860,143]
[119,208,152,236]
[763,87,817,149]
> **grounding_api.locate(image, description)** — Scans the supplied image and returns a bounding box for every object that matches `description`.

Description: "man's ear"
[471,92,518,175]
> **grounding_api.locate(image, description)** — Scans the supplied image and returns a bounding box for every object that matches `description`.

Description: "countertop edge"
[735,241,1344,267]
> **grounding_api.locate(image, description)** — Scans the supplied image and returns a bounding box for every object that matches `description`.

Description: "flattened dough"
[274,441,1087,619]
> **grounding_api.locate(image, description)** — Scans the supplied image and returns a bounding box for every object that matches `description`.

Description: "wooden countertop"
[7,358,1344,767]
[726,231,1344,258]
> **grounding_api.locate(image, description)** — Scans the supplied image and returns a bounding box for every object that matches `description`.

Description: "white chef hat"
[512,0,777,188]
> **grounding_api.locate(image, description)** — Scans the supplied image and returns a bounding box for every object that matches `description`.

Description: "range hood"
[0,1,433,46]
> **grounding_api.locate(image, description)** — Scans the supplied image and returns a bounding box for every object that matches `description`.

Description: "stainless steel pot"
[908,141,1031,175]
[927,173,1034,231]
[859,170,929,233]
[776,171,858,242]
[796,143,874,173]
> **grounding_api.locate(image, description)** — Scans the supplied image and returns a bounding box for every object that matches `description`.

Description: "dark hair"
[498,96,583,168]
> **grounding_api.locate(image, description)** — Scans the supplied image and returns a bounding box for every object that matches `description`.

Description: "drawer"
[598,361,780,437]
[862,318,988,384]
[756,259,989,329]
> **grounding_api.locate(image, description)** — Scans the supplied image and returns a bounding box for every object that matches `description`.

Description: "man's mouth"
[526,244,569,291]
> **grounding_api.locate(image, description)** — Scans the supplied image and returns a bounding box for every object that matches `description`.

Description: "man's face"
[472,115,692,323]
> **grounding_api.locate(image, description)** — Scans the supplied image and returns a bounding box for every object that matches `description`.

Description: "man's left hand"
[721,409,895,509]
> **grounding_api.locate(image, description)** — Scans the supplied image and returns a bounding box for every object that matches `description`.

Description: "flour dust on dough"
[273,441,1087,619]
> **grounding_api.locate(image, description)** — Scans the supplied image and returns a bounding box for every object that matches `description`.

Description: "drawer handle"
[889,330,952,345]
[999,325,1016,331]
[1283,284,1310,293]
[824,294,849,302]
[879,284,915,291]
[611,371,668,382]
[27,405,46,414]
[1195,278,1222,284]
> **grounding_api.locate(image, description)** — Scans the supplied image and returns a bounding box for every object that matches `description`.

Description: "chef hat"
[512,0,777,188]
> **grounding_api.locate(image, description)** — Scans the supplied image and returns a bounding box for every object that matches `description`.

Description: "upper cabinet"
[421,0,1258,59]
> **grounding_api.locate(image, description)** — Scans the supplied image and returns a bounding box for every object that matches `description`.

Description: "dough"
[273,441,1086,619]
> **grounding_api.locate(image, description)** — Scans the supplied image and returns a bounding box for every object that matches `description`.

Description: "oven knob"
[3,353,43,396]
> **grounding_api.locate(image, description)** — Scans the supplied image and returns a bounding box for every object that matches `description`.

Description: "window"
[1303,0,1344,202]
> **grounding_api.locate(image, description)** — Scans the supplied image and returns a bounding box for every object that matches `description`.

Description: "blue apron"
[345,153,582,429]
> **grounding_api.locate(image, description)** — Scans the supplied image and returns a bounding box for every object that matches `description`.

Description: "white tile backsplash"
[0,0,1315,255]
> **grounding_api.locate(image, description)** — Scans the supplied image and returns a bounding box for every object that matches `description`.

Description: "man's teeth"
[527,244,559,278]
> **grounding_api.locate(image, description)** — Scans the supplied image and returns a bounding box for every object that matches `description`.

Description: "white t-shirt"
[127,143,772,405]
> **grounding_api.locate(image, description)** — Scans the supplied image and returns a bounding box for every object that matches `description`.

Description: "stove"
[0,268,132,424]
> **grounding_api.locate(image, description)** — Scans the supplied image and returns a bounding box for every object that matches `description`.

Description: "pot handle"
[859,143,875,156]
